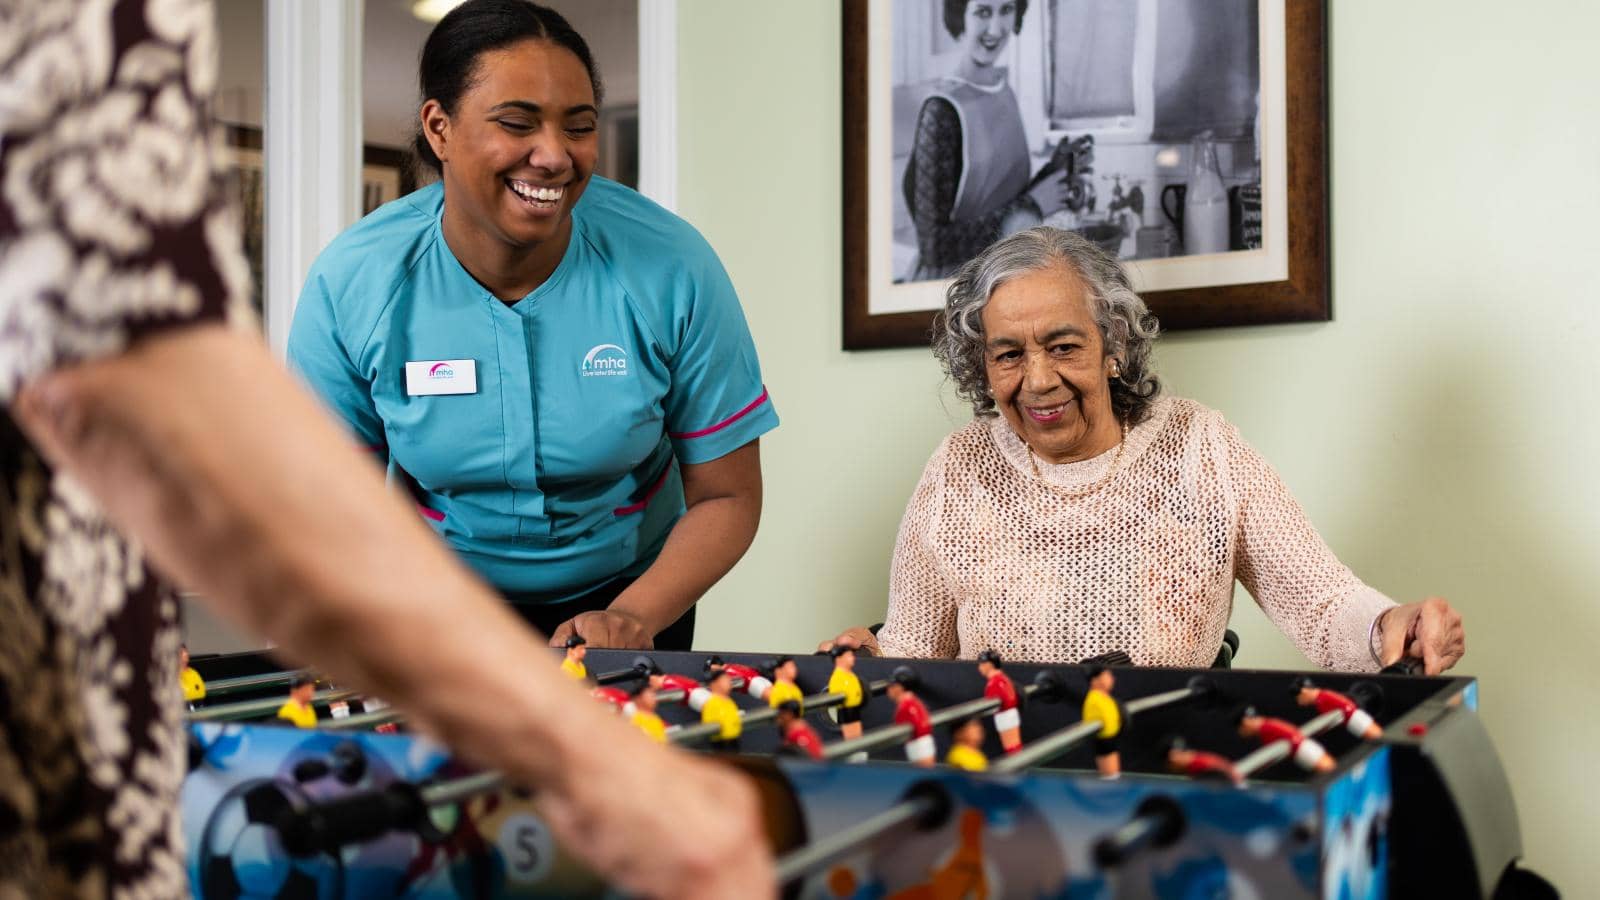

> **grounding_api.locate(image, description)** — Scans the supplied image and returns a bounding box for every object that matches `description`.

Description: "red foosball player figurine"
[629,682,667,744]
[1236,706,1335,773]
[591,685,633,716]
[706,656,772,701]
[559,634,588,680]
[1164,736,1242,785]
[1081,667,1122,778]
[946,715,989,772]
[180,644,206,708]
[828,645,866,741]
[1291,677,1382,740]
[766,655,805,711]
[977,650,1022,754]
[645,660,710,711]
[276,675,318,729]
[775,700,824,760]
[700,668,743,752]
[886,666,935,768]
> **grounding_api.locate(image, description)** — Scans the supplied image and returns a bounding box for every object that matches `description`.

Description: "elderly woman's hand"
[817,626,881,657]
[1376,597,1465,674]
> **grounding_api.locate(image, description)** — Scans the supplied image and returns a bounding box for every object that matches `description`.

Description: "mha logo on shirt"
[581,343,628,378]
[428,362,455,380]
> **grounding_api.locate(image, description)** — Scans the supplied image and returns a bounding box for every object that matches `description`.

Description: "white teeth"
[508,181,563,203]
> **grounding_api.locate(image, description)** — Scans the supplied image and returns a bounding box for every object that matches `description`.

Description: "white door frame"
[262,0,678,358]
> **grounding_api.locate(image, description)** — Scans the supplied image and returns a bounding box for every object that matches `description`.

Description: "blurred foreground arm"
[14,325,771,899]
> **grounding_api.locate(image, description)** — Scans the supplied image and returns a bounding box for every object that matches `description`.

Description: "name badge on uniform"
[405,359,478,396]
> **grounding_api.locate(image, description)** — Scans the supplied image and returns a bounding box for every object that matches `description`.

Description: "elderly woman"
[833,227,1465,673]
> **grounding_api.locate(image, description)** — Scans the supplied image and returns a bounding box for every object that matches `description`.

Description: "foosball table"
[181,647,1532,898]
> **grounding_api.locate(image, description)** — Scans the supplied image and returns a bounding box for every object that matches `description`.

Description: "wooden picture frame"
[842,0,1329,350]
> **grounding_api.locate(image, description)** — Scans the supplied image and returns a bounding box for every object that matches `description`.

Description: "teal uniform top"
[288,177,777,601]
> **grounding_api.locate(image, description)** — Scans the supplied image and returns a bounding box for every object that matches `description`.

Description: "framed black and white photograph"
[843,0,1329,348]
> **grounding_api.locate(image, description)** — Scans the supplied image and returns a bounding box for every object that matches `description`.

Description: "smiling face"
[981,264,1122,464]
[422,39,599,254]
[960,1,1018,71]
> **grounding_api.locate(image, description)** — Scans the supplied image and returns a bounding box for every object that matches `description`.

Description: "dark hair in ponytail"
[413,0,604,174]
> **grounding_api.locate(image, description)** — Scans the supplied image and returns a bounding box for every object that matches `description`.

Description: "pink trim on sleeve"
[613,464,674,516]
[417,505,445,522]
[669,387,770,440]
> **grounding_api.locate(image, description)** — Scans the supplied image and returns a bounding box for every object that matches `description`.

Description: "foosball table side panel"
[1317,745,1392,900]
[777,761,1328,899]
[182,724,609,898]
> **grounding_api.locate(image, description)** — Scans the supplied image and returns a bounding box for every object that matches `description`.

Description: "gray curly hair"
[931,226,1162,424]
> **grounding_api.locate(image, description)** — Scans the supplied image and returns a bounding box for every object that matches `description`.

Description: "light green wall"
[679,0,1599,888]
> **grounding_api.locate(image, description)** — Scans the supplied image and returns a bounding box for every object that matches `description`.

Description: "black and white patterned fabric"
[0,0,251,895]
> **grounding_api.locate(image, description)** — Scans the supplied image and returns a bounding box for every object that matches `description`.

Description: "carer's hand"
[816,626,880,657]
[1377,597,1465,675]
[549,609,653,650]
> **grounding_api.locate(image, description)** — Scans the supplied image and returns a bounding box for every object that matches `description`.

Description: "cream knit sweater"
[878,396,1394,670]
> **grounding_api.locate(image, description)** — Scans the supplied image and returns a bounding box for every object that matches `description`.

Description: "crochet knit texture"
[878,396,1394,670]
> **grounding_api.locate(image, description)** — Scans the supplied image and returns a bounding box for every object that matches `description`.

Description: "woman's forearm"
[13,325,636,789]
[610,443,762,635]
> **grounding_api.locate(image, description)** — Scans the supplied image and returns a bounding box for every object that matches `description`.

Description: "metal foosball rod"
[1233,707,1344,779]
[820,689,1036,762]
[321,708,406,732]
[187,688,361,723]
[774,781,953,886]
[668,680,892,746]
[991,677,1212,775]
[198,669,314,700]
[1091,795,1187,868]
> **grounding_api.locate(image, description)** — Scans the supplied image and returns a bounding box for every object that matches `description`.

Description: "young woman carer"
[288,0,776,651]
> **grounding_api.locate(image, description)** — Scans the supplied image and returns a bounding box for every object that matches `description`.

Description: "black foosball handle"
[276,783,426,857]
[1092,794,1186,868]
[1382,657,1425,676]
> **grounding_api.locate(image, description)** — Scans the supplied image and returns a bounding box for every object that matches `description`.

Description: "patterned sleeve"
[0,0,252,402]
[904,98,1032,277]
[878,440,960,659]
[1222,416,1396,671]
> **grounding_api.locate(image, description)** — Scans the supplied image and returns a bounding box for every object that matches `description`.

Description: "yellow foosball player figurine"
[827,645,865,740]
[559,634,588,680]
[179,644,206,707]
[629,682,667,744]
[701,668,742,752]
[276,675,318,729]
[946,715,989,771]
[766,655,804,711]
[1082,666,1122,778]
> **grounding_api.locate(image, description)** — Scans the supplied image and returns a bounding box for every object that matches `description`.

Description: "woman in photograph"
[827,227,1466,674]
[903,0,1083,280]
[289,0,777,650]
